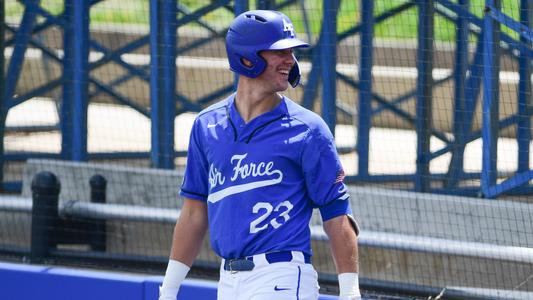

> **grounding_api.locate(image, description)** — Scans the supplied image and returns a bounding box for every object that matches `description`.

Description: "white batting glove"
[338,272,361,300]
[159,259,190,300]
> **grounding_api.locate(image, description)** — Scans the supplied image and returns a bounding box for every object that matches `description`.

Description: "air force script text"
[207,153,283,203]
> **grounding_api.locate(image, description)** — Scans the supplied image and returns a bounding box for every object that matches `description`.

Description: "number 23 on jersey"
[249,201,294,234]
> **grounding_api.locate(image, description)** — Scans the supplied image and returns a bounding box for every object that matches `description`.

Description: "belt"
[223,251,311,272]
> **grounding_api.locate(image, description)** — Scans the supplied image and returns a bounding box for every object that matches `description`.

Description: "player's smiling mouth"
[278,69,290,77]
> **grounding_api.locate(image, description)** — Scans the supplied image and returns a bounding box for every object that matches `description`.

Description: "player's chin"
[274,81,290,92]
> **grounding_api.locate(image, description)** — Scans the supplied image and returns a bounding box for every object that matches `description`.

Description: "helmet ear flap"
[229,52,267,78]
[288,55,302,88]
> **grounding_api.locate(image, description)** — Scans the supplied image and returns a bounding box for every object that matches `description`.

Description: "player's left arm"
[323,214,358,274]
[301,121,361,298]
[323,214,361,300]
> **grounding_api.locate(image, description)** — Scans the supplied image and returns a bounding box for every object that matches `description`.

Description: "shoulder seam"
[298,122,314,166]
[283,98,323,130]
[197,101,228,118]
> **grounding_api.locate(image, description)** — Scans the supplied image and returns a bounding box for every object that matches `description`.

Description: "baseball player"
[159,10,361,300]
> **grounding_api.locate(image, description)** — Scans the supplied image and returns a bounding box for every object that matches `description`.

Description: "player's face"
[258,49,295,92]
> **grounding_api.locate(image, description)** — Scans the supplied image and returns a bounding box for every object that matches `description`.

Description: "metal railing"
[2,173,533,265]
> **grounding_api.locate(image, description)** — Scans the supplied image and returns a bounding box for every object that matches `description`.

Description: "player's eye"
[275,49,293,57]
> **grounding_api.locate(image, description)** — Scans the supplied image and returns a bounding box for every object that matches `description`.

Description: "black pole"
[89,174,107,251]
[30,171,61,263]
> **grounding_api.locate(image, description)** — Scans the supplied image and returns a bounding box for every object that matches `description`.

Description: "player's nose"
[281,49,295,65]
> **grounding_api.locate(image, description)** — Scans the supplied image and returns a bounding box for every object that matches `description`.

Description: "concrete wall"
[22,159,533,247]
[22,159,184,208]
[349,186,533,248]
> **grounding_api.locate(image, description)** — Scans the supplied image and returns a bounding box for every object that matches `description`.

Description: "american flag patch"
[334,169,345,184]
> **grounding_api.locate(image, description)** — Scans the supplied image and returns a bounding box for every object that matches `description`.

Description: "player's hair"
[225,10,309,87]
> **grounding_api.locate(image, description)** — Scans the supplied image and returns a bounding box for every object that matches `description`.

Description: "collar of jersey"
[226,93,287,142]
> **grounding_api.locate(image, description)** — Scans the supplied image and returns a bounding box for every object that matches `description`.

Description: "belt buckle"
[228,259,237,274]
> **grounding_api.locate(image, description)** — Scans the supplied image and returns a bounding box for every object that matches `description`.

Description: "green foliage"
[6,0,63,19]
[91,0,149,25]
[3,0,525,41]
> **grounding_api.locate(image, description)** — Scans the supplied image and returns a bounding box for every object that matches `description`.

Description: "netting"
[2,1,533,298]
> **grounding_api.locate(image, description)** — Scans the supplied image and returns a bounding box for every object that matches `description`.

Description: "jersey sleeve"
[318,190,352,221]
[180,118,209,201]
[301,122,352,221]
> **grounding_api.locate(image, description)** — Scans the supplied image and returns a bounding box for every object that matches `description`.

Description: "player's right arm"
[159,198,208,300]
[169,198,208,265]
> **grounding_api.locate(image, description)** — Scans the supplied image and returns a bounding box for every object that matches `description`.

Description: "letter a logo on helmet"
[283,19,295,38]
[225,10,309,87]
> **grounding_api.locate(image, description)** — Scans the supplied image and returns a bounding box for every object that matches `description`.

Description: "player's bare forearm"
[323,215,359,274]
[169,198,208,267]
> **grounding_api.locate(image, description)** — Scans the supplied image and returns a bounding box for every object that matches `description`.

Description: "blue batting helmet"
[225,10,309,87]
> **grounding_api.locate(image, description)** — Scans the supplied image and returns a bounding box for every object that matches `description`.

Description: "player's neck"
[235,83,282,123]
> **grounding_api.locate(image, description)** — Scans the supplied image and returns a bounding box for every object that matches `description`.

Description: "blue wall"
[0,261,337,300]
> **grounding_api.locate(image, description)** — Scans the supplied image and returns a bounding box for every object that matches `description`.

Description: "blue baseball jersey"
[180,94,352,259]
